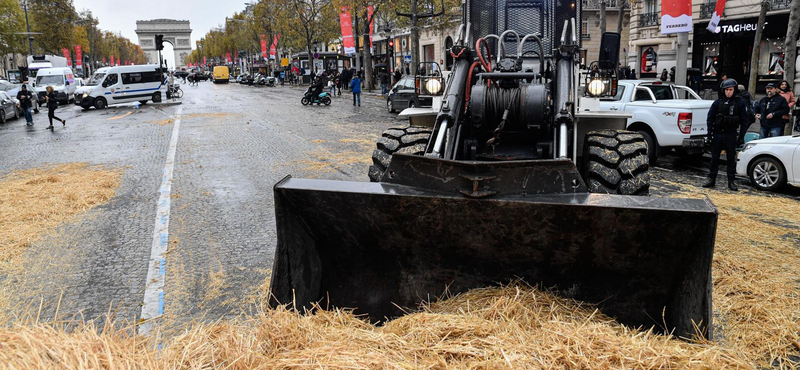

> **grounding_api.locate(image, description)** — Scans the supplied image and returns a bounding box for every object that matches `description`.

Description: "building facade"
[581,0,632,67]
[628,0,798,89]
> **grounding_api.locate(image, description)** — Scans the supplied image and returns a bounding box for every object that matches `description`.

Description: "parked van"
[75,65,164,109]
[213,66,229,83]
[35,67,76,104]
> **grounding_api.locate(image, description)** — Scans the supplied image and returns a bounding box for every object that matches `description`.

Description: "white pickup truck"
[596,80,713,162]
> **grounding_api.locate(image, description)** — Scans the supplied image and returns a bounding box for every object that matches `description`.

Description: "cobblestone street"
[1,80,797,333]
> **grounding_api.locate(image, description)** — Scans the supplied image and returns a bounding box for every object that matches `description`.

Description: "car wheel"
[153,92,162,103]
[748,156,786,191]
[636,129,658,165]
[94,97,107,109]
[139,100,148,105]
[409,100,416,108]
[0,109,5,124]
[387,99,395,113]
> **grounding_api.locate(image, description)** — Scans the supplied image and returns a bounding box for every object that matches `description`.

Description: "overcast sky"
[72,0,249,65]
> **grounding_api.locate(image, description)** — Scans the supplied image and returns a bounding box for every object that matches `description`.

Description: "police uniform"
[704,82,748,191]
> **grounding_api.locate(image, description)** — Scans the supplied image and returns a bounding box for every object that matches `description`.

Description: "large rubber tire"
[301,97,310,106]
[94,97,107,109]
[368,126,432,182]
[387,99,395,113]
[153,91,162,103]
[321,96,332,106]
[583,130,650,195]
[0,110,5,124]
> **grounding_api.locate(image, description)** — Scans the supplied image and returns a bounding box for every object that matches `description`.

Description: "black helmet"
[721,79,738,89]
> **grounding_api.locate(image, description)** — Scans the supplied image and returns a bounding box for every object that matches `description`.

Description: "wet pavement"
[0,80,797,332]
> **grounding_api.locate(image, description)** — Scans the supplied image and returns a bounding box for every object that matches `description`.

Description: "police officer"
[703,78,748,191]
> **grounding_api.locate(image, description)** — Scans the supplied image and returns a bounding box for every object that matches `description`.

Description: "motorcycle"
[265,76,276,87]
[301,87,332,106]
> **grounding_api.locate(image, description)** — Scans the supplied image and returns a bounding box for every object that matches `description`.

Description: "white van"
[35,67,77,104]
[75,65,165,109]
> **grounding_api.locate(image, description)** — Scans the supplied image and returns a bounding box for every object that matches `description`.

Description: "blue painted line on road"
[158,291,164,314]
[160,233,168,247]
[159,259,166,276]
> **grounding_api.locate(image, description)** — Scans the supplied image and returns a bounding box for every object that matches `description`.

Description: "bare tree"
[396,0,444,73]
[748,1,768,94]
[784,0,800,91]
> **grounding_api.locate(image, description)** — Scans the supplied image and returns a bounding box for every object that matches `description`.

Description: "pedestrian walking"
[379,70,390,97]
[350,72,362,106]
[16,84,34,126]
[755,83,790,138]
[393,69,401,85]
[44,86,66,130]
[660,69,668,82]
[703,79,748,191]
[778,80,795,135]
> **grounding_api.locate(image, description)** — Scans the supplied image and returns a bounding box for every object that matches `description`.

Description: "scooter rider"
[308,76,325,103]
[703,78,748,191]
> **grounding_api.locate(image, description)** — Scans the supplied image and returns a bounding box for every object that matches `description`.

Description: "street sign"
[281,58,289,67]
[313,52,319,59]
[404,55,412,63]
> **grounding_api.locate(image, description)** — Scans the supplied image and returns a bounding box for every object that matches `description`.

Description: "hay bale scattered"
[0,286,752,370]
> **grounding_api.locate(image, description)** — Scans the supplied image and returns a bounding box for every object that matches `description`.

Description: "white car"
[736,135,800,191]
[597,80,713,162]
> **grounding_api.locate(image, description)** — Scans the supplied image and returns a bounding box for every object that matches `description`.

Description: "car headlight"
[741,142,757,152]
[425,78,442,95]
[82,89,92,98]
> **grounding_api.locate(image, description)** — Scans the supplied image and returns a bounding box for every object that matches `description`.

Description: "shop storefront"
[692,13,793,91]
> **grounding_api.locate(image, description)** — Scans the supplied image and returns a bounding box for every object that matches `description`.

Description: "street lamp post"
[22,1,34,55]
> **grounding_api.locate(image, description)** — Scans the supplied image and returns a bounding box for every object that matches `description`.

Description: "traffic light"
[155,34,164,51]
[388,40,394,56]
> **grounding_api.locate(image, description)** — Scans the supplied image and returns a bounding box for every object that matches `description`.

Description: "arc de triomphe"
[135,19,192,69]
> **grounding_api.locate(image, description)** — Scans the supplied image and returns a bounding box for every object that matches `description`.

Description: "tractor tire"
[583,130,650,196]
[368,126,432,182]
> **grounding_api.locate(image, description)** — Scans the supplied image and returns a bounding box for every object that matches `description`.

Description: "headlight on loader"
[425,78,442,95]
[587,78,605,96]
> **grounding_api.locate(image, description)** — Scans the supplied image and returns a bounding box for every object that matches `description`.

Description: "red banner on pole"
[110,55,115,66]
[261,34,268,60]
[661,0,692,34]
[706,0,727,32]
[234,50,238,63]
[368,6,374,51]
[226,52,232,64]
[75,45,82,69]
[269,34,279,60]
[339,6,356,55]
[62,48,72,66]
[102,57,107,64]
[203,56,207,65]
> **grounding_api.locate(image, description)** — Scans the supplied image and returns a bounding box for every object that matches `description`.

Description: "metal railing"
[769,0,791,10]
[582,0,618,9]
[639,12,659,27]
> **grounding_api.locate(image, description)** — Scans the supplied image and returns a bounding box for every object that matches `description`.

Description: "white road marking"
[139,105,183,336]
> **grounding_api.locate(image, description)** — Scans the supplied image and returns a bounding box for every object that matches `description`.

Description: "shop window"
[701,43,719,76]
[758,39,784,75]
[640,46,658,74]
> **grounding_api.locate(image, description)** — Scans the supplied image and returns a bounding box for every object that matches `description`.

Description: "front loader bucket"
[270,165,717,339]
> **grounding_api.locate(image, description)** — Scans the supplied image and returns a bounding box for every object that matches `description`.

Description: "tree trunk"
[363,17,374,91]
[354,15,361,72]
[600,1,606,35]
[784,0,800,91]
[616,1,626,66]
[410,0,419,74]
[748,1,768,94]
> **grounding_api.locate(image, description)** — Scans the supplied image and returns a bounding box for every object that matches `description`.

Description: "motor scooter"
[301,87,332,106]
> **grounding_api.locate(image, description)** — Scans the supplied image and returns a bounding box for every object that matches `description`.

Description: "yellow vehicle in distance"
[213,66,229,84]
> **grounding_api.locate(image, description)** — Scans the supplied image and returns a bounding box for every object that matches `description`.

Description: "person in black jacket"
[44,86,66,130]
[16,84,34,125]
[703,79,749,191]
[755,82,790,138]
